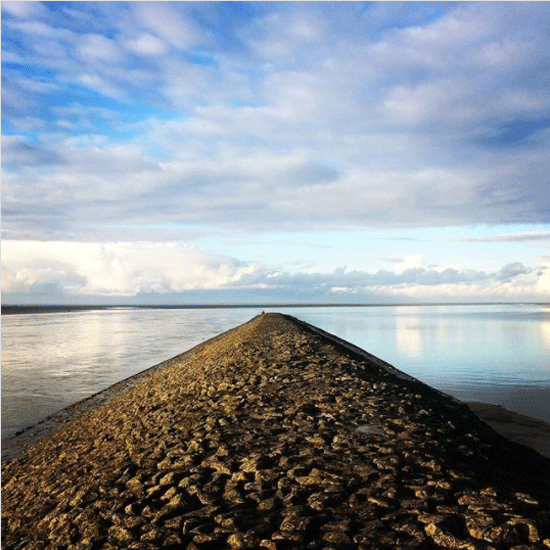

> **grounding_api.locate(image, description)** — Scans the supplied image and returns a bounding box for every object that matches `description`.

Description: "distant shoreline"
[2,302,549,315]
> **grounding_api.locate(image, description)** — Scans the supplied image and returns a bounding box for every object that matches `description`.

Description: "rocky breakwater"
[2,312,550,550]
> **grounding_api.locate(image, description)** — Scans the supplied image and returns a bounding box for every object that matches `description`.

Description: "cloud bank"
[3,241,548,304]
[2,2,549,303]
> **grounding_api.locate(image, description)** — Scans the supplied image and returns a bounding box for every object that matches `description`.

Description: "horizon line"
[2,301,549,314]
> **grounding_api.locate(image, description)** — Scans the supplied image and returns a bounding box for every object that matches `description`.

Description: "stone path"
[2,313,550,549]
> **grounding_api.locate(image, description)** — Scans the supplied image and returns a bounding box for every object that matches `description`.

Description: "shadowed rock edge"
[2,313,550,549]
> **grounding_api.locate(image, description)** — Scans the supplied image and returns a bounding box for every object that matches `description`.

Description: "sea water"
[2,304,549,446]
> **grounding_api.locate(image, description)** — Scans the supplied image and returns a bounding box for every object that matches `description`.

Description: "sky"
[2,1,550,305]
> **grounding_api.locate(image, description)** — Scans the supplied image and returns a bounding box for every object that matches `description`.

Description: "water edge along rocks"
[2,312,550,549]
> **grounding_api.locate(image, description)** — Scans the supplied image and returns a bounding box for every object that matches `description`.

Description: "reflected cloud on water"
[394,306,423,358]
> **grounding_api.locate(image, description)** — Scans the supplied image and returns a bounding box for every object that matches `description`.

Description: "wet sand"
[467,401,550,459]
[3,313,550,549]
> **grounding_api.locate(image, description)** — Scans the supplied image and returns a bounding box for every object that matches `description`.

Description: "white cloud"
[397,4,490,49]
[6,20,76,41]
[123,33,168,56]
[76,34,125,63]
[7,117,48,132]
[1,242,256,297]
[330,287,357,295]
[75,73,125,101]
[2,240,548,302]
[476,38,534,69]
[13,75,59,94]
[245,8,327,61]
[381,79,483,128]
[537,270,550,296]
[394,255,425,274]
[132,3,203,50]
[2,1,47,19]
[3,123,547,241]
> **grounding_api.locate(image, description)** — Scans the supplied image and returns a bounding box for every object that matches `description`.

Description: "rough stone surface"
[2,313,550,549]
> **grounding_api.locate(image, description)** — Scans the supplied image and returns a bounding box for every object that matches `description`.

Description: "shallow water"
[2,304,549,445]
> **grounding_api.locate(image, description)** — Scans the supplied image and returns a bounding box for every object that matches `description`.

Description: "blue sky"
[2,1,550,304]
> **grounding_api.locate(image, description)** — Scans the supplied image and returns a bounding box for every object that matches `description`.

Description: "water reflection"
[1,308,258,443]
[291,305,550,422]
[394,306,423,358]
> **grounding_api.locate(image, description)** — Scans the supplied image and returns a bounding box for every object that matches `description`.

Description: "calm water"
[2,304,550,446]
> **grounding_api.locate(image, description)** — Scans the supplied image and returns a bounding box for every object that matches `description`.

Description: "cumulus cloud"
[1,1,47,19]
[536,264,550,296]
[131,2,204,50]
[2,241,546,303]
[1,242,256,297]
[123,33,168,56]
[76,34,125,63]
